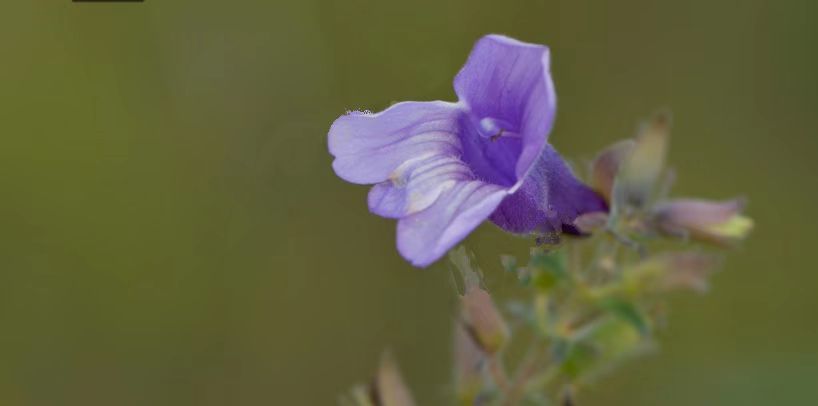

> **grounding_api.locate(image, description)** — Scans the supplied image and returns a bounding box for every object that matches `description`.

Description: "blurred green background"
[1,0,817,404]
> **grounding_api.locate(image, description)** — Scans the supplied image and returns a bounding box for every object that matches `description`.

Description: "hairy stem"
[501,344,549,406]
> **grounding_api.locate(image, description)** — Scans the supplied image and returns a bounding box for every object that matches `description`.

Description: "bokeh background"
[1,0,817,404]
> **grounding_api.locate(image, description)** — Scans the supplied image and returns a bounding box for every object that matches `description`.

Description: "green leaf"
[598,298,649,335]
[559,342,596,379]
[561,317,647,382]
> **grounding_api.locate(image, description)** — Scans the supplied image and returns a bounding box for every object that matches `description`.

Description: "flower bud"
[573,211,609,234]
[652,198,753,245]
[614,113,671,209]
[453,322,485,404]
[590,139,635,203]
[450,247,509,354]
[372,351,416,406]
[460,286,509,355]
[346,385,375,406]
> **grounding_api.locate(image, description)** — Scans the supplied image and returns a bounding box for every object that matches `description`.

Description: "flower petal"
[397,181,507,267]
[454,35,556,188]
[328,101,462,184]
[490,145,607,234]
[368,154,472,218]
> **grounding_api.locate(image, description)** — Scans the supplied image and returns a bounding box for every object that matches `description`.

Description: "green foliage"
[598,298,649,336]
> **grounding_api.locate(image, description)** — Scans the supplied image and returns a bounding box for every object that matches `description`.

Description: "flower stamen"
[479,117,522,142]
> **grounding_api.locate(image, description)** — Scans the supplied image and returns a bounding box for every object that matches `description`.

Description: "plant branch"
[487,353,510,394]
[501,344,549,406]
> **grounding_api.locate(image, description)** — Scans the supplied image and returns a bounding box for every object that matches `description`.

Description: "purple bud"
[461,285,509,355]
[652,198,753,245]
[590,139,634,203]
[453,322,485,403]
[449,247,509,354]
[614,113,671,208]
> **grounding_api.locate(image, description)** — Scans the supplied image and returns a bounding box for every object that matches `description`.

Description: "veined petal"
[368,154,473,218]
[454,35,556,188]
[490,145,607,234]
[328,101,462,184]
[397,181,507,267]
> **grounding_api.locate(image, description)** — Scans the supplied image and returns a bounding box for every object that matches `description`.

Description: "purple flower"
[329,35,606,267]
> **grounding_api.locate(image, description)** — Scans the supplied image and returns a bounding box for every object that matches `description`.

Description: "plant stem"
[488,354,510,394]
[500,344,549,406]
